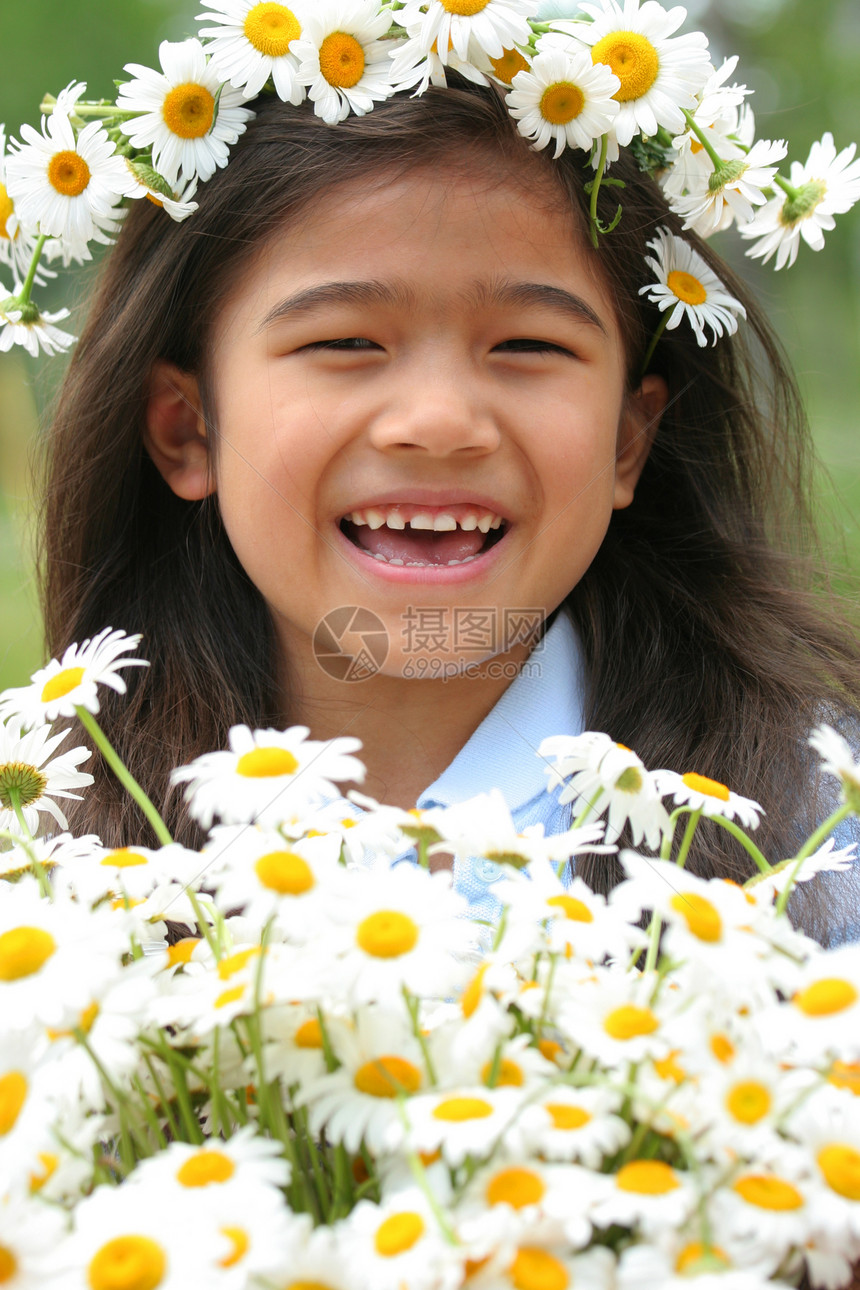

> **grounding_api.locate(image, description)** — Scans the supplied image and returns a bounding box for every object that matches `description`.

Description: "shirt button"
[475,857,501,884]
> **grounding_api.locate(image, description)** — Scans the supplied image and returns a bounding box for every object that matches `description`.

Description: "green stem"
[674,808,702,869]
[773,172,802,201]
[639,310,670,379]
[643,913,662,974]
[703,813,773,874]
[403,986,438,1086]
[142,1053,180,1141]
[588,134,609,248]
[681,109,725,171]
[75,705,172,845]
[15,234,48,308]
[40,98,139,121]
[774,803,851,917]
[572,787,604,830]
[6,789,52,896]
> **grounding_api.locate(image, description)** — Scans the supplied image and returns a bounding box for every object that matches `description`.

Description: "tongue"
[352,524,486,564]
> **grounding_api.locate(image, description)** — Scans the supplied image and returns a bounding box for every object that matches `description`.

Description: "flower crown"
[2,0,859,361]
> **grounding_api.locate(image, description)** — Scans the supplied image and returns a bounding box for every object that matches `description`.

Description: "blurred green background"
[1,0,858,690]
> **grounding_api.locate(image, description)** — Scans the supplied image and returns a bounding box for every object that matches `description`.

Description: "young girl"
[25,21,860,944]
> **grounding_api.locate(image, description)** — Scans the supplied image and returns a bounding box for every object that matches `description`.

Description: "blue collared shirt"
[408,609,585,924]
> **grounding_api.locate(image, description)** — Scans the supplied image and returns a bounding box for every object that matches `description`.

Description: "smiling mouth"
[338,504,509,567]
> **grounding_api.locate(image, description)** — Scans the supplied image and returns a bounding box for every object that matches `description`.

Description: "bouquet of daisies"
[1,628,860,1289]
[3,0,860,358]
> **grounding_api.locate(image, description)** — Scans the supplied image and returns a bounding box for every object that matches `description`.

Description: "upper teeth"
[346,506,504,534]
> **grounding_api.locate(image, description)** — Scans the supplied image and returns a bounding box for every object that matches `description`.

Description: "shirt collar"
[417,609,587,813]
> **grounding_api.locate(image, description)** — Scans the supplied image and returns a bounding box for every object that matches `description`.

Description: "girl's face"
[159,164,661,680]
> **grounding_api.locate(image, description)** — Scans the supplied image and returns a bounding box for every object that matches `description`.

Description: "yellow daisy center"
[236,746,299,777]
[489,48,529,85]
[509,1246,569,1290]
[214,984,246,1010]
[374,1212,425,1257]
[794,978,858,1017]
[669,892,722,942]
[538,1037,563,1063]
[546,894,593,923]
[0,761,47,810]
[29,1150,60,1192]
[486,1166,546,1209]
[176,1148,235,1187]
[0,1071,28,1136]
[47,150,91,197]
[47,999,100,1041]
[354,1055,422,1098]
[616,1160,680,1194]
[244,3,302,57]
[217,947,260,980]
[667,271,708,307]
[442,0,492,13]
[294,1018,323,1048]
[603,1003,659,1040]
[653,1050,686,1082]
[0,1246,16,1283]
[162,82,216,139]
[829,1061,860,1095]
[461,963,489,1017]
[482,1057,524,1087]
[681,770,729,799]
[591,30,660,102]
[0,184,14,237]
[356,910,418,958]
[818,1144,860,1201]
[318,33,366,89]
[432,1096,494,1121]
[539,82,585,125]
[218,1227,250,1269]
[545,1102,590,1130]
[41,666,85,703]
[255,850,314,895]
[0,926,56,981]
[675,1243,731,1275]
[710,1031,735,1063]
[88,1236,166,1290]
[733,1174,804,1211]
[166,937,200,966]
[726,1080,771,1124]
[102,848,148,869]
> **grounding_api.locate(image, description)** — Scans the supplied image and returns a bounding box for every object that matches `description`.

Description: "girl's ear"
[613,374,668,510]
[144,360,214,500]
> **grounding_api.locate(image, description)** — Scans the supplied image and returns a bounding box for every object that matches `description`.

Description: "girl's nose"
[367,359,501,458]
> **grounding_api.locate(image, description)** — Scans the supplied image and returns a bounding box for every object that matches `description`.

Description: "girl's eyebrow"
[256,278,607,335]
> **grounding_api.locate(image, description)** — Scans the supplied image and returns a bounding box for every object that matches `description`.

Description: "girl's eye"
[303,337,382,351]
[493,338,573,355]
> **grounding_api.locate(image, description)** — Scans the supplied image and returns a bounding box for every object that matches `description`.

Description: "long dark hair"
[39,79,859,937]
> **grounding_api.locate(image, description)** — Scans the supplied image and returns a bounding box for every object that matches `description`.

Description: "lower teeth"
[368,552,479,567]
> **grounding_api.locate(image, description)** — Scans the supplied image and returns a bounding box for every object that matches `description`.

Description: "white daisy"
[554,965,673,1066]
[124,160,199,221]
[710,1165,816,1253]
[292,1,397,125]
[507,39,620,158]
[117,39,254,186]
[0,627,147,726]
[670,136,787,233]
[591,1156,698,1233]
[808,723,860,812]
[171,723,364,829]
[0,125,56,283]
[506,1084,631,1167]
[556,0,712,148]
[404,1085,527,1166]
[196,0,308,104]
[741,133,860,271]
[428,787,608,872]
[131,1125,290,1195]
[0,881,128,1031]
[0,290,75,358]
[653,767,762,828]
[395,0,536,65]
[387,29,492,95]
[325,861,474,1006]
[0,717,92,836]
[339,1191,462,1290]
[639,227,746,348]
[494,864,634,962]
[551,736,669,850]
[5,103,138,251]
[458,1156,594,1249]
